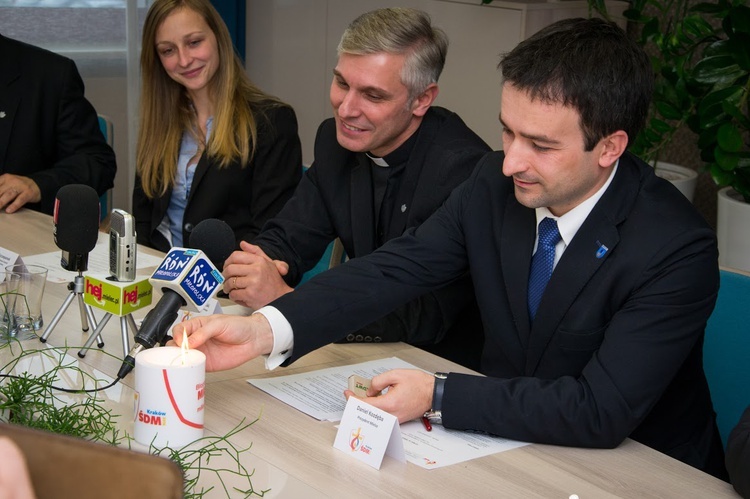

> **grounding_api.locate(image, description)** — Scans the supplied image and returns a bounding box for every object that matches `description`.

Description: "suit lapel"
[0,37,21,171]
[350,153,376,256]
[524,161,638,374]
[186,153,210,206]
[525,216,620,374]
[386,112,438,239]
[501,196,536,353]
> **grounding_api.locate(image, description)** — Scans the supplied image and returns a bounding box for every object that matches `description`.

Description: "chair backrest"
[298,238,346,286]
[296,164,348,285]
[97,114,114,221]
[703,266,750,448]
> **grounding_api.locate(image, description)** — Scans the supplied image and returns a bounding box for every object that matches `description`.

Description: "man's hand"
[344,369,435,424]
[222,241,293,309]
[0,174,42,214]
[174,313,275,372]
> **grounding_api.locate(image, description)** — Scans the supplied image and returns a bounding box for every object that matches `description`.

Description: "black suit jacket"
[0,34,116,214]
[253,107,490,348]
[273,151,725,476]
[132,104,302,252]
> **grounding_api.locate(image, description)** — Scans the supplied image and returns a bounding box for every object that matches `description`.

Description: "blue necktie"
[528,217,561,322]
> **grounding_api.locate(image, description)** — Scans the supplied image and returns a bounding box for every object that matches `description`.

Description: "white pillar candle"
[134,346,206,447]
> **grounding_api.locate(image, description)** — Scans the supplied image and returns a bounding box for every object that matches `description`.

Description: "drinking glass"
[4,264,49,340]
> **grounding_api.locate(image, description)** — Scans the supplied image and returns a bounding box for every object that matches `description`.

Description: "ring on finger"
[232,277,238,289]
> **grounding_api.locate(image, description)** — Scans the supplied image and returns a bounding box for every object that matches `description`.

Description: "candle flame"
[181,327,189,365]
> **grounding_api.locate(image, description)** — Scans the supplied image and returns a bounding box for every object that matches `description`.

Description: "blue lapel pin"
[595,240,609,259]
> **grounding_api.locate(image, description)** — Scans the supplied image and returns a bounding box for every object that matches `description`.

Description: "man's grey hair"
[338,8,448,102]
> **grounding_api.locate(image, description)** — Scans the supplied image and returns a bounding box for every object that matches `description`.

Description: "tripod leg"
[81,301,104,347]
[126,314,139,337]
[77,313,113,358]
[40,292,77,342]
[119,316,131,359]
[77,293,89,332]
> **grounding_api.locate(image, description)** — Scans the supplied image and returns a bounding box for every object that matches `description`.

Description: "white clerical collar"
[366,153,390,167]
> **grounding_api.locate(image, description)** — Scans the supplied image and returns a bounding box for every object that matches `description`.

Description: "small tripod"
[78,312,138,359]
[40,271,104,347]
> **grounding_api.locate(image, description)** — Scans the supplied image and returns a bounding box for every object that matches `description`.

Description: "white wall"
[246,0,627,165]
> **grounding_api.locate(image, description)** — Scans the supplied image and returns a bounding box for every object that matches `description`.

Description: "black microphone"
[53,185,100,272]
[117,219,235,379]
[188,217,236,271]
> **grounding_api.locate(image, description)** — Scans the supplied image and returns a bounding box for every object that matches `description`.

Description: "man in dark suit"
[0,34,116,215]
[222,8,489,368]
[179,18,726,478]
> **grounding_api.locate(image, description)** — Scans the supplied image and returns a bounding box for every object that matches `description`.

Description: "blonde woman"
[133,0,301,253]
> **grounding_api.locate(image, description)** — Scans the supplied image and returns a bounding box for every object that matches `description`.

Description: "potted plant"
[588,0,749,268]
[589,0,731,201]
[695,2,750,271]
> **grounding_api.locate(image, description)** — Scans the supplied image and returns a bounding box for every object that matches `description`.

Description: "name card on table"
[0,247,21,272]
[333,398,406,469]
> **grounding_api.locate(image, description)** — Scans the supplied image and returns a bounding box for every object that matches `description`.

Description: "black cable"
[0,373,122,394]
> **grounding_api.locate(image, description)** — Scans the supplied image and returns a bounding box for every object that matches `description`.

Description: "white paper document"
[24,241,164,283]
[399,420,528,469]
[248,357,529,469]
[248,357,414,421]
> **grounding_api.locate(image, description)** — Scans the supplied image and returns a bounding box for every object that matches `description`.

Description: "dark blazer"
[133,104,302,252]
[273,151,725,477]
[0,34,116,215]
[253,107,490,350]
[727,405,750,497]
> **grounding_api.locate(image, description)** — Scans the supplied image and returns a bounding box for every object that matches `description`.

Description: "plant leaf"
[715,145,740,170]
[717,122,744,152]
[693,56,745,85]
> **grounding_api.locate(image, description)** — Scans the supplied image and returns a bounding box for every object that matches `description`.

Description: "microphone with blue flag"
[117,219,233,378]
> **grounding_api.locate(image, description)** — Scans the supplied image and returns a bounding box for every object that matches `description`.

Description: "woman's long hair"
[137,0,283,198]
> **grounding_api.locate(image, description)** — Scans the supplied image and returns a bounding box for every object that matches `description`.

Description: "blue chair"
[97,114,114,221]
[296,163,347,285]
[703,266,750,448]
[298,237,346,285]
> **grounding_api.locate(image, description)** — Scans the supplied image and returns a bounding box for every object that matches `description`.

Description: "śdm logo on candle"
[133,343,206,447]
[138,408,168,426]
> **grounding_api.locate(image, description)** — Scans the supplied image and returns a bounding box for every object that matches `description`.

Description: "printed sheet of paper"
[24,241,164,283]
[399,420,528,469]
[248,357,417,421]
[248,357,530,469]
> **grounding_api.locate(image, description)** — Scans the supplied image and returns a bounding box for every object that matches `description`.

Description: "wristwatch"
[423,372,448,425]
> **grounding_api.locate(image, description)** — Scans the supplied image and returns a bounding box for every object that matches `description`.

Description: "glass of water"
[4,264,49,341]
